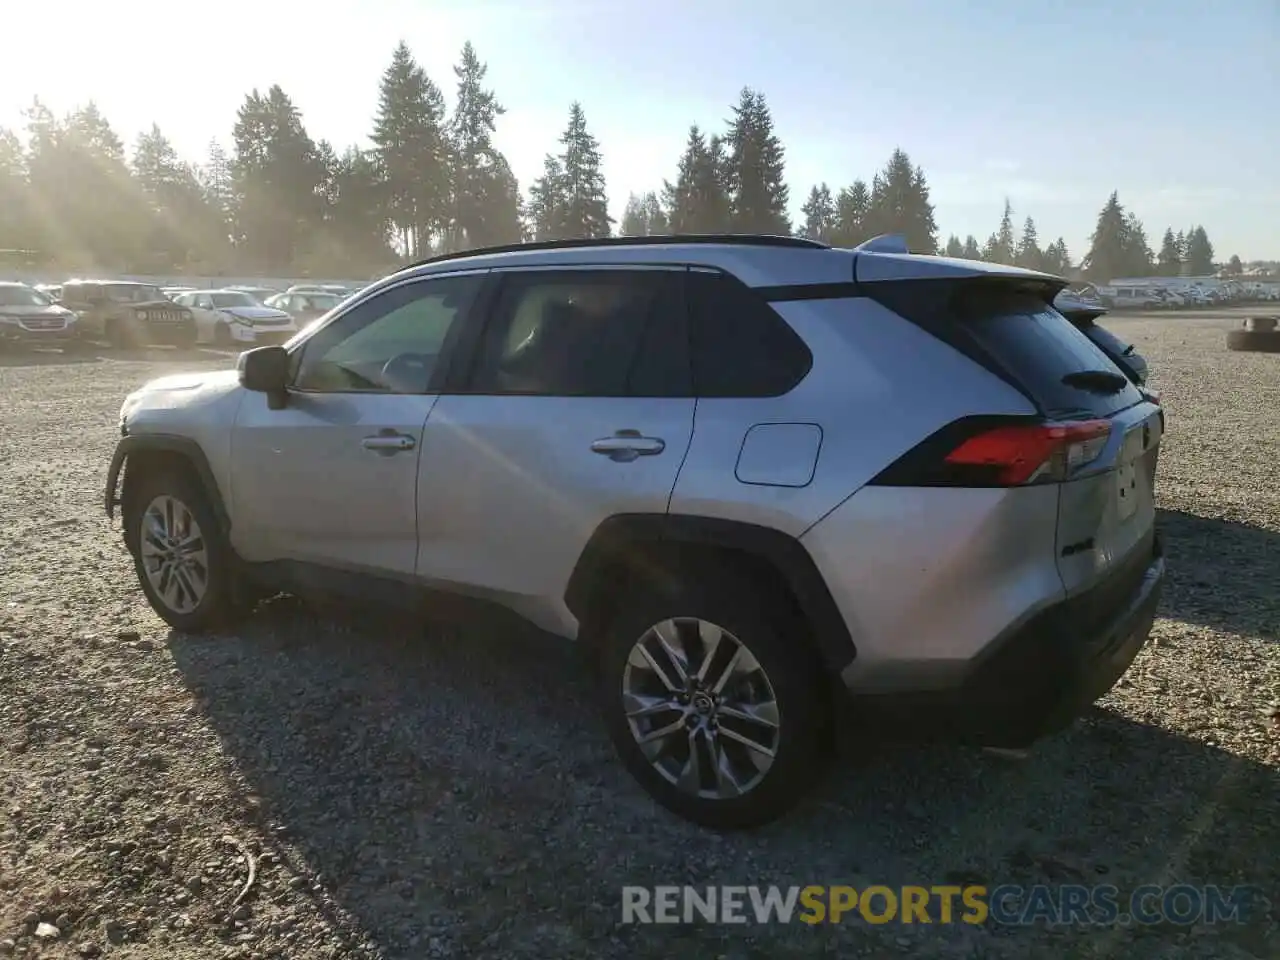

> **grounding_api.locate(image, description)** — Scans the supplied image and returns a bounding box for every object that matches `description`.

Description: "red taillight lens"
[943,419,1111,485]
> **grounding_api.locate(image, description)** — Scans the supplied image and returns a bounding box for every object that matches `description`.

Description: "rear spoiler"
[851,234,1067,305]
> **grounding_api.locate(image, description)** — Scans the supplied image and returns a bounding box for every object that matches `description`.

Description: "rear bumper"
[846,534,1165,747]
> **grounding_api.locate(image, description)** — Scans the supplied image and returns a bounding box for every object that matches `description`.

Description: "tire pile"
[1226,316,1280,352]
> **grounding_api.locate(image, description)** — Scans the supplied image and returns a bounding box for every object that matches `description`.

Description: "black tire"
[106,317,138,349]
[596,564,829,829]
[1226,330,1280,353]
[173,324,198,350]
[213,321,234,348]
[123,467,249,632]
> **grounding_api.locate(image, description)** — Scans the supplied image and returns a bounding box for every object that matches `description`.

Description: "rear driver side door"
[229,270,487,576]
[415,266,695,634]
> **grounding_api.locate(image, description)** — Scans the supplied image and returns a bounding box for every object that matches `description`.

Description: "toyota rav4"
[105,234,1165,828]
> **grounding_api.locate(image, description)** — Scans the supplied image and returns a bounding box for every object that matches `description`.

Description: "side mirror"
[237,345,290,409]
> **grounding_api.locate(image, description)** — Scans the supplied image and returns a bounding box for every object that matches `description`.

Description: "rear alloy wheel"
[598,572,828,829]
[623,618,782,799]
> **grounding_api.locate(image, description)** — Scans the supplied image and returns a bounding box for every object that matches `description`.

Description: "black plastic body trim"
[410,234,826,269]
[565,513,856,673]
[105,434,229,533]
[756,281,864,302]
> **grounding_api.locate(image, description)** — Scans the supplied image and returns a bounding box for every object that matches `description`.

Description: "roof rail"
[853,233,910,254]
[409,233,828,268]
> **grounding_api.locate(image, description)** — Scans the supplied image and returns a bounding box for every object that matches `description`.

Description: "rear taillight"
[869,416,1113,488]
[942,420,1110,485]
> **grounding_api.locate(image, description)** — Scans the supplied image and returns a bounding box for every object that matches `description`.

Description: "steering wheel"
[380,352,435,393]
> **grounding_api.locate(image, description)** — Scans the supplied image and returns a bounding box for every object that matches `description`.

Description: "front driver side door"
[228,270,487,576]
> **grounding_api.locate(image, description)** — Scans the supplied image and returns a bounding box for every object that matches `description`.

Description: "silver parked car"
[105,234,1166,828]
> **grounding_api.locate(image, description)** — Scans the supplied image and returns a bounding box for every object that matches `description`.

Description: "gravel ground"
[1,308,1277,960]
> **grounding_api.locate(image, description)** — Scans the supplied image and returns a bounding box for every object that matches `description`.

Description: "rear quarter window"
[961,300,1144,418]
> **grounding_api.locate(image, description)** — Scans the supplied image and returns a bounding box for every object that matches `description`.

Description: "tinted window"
[685,270,813,397]
[959,297,1144,417]
[468,270,688,397]
[293,275,482,394]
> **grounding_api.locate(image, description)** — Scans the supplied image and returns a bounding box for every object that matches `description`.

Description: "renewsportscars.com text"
[620,884,1260,926]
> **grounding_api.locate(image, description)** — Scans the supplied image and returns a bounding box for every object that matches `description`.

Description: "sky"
[3,0,1277,259]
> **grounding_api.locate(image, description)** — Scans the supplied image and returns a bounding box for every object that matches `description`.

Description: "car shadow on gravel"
[166,597,1279,959]
[1158,507,1279,640]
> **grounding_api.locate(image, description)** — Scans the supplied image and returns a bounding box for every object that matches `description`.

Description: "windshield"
[304,295,341,311]
[211,291,258,308]
[105,284,165,303]
[0,285,53,307]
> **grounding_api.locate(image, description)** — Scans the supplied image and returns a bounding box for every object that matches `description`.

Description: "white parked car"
[173,289,297,347]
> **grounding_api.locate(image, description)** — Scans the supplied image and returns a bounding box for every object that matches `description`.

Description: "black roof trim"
[410,234,828,268]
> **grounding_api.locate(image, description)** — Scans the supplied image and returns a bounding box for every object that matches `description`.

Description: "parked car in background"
[1054,290,1150,388]
[264,291,343,326]
[60,280,197,348]
[227,285,281,304]
[163,286,199,300]
[0,282,85,351]
[172,289,297,347]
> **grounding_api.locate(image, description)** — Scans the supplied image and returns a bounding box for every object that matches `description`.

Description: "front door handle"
[362,430,416,454]
[590,431,665,463]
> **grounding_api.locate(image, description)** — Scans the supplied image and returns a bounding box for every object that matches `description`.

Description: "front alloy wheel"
[138,494,209,614]
[623,618,781,800]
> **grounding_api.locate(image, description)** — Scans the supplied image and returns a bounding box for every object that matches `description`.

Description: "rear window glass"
[961,298,1144,417]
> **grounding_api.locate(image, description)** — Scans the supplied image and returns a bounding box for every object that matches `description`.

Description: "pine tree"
[1183,225,1215,275]
[620,193,646,237]
[132,125,227,271]
[830,180,870,247]
[943,235,964,258]
[982,199,1016,264]
[1225,254,1243,276]
[1016,216,1042,270]
[1156,228,1181,276]
[24,99,148,272]
[663,125,730,234]
[556,102,611,239]
[799,184,836,242]
[1082,191,1128,281]
[230,85,325,271]
[961,235,982,260]
[1174,229,1188,266]
[864,149,937,253]
[0,128,36,253]
[1120,212,1153,276]
[724,88,790,235]
[371,41,450,258]
[641,191,668,235]
[447,42,520,249]
[1042,238,1071,275]
[526,155,567,241]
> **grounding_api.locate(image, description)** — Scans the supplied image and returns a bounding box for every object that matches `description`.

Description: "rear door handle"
[590,432,665,462]
[362,430,416,454]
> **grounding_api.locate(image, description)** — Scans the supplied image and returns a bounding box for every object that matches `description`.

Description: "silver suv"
[105,235,1166,828]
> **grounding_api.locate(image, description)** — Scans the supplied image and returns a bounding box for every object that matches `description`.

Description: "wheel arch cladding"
[110,434,230,539]
[565,513,856,674]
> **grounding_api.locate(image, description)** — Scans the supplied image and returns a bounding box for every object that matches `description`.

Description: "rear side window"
[961,300,1143,417]
[685,270,812,397]
[468,269,690,397]
[870,280,1143,418]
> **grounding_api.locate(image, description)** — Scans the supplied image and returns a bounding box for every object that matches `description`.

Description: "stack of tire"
[1226,317,1280,353]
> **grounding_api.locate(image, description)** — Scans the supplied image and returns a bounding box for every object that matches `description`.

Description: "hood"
[224,305,293,322]
[0,303,76,319]
[121,368,242,419]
